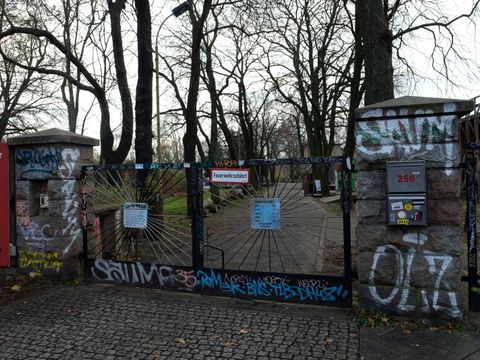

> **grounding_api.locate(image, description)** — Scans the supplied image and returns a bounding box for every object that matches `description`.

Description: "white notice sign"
[123,203,148,229]
[210,168,250,184]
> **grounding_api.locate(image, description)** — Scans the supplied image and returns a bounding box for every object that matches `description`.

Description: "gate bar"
[466,145,480,311]
[341,158,353,293]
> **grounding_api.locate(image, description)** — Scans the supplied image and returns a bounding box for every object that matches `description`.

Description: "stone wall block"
[358,251,405,286]
[48,180,80,201]
[47,200,82,218]
[428,199,460,225]
[356,171,386,200]
[358,284,419,316]
[16,216,64,239]
[15,181,31,200]
[427,169,460,199]
[16,236,63,254]
[410,255,461,291]
[79,146,94,161]
[419,289,463,319]
[356,224,387,252]
[15,199,30,217]
[357,225,414,252]
[357,200,386,224]
[355,148,394,170]
[356,143,460,171]
[418,226,461,256]
[395,143,460,166]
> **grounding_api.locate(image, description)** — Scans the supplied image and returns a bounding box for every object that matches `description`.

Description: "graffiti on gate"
[356,103,457,175]
[213,160,240,168]
[368,232,461,318]
[16,146,80,178]
[19,249,62,272]
[196,269,349,303]
[90,259,197,290]
[89,259,350,304]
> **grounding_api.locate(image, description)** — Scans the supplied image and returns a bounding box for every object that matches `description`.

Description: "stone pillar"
[8,128,98,280]
[355,96,474,319]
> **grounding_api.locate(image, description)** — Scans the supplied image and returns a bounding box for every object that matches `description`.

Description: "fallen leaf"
[239,328,250,335]
[325,337,335,343]
[16,312,22,315]
[29,271,42,279]
[10,285,21,291]
[224,339,236,347]
[175,338,187,345]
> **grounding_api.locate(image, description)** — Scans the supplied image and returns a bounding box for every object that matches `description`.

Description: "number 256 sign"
[397,174,416,183]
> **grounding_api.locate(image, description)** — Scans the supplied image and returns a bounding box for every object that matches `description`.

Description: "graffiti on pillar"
[368,233,461,318]
[16,146,80,179]
[356,103,457,175]
[61,180,82,256]
[16,147,62,178]
[16,200,57,251]
[59,148,80,178]
[16,147,82,256]
[19,249,62,273]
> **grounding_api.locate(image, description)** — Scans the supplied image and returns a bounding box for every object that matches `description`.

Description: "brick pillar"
[8,128,98,280]
[355,96,474,319]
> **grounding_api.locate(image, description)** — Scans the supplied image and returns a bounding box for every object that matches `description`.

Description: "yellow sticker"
[397,219,409,225]
[404,203,413,211]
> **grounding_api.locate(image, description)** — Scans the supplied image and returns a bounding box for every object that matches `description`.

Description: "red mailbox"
[0,144,9,267]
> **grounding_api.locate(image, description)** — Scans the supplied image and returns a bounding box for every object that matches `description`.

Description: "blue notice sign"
[251,198,281,230]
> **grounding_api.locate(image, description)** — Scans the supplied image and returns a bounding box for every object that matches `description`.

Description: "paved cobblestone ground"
[0,285,358,359]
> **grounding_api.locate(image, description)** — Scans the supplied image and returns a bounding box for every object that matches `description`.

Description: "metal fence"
[82,157,353,307]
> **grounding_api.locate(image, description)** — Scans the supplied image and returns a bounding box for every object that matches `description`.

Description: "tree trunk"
[358,0,394,105]
[134,0,153,165]
[344,1,364,158]
[105,0,133,164]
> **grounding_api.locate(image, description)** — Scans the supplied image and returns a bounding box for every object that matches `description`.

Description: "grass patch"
[355,306,480,334]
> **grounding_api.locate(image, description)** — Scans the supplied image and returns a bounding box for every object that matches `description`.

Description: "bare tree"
[0,0,64,140]
[0,0,156,164]
[261,0,354,157]
[357,0,480,105]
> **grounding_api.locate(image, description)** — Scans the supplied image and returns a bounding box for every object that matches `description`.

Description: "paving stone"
[0,285,359,359]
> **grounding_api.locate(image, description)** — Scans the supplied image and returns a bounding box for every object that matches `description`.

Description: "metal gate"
[82,157,352,307]
[465,145,480,311]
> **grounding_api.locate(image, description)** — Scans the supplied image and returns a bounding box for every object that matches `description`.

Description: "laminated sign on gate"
[210,168,250,185]
[123,203,148,229]
[251,198,281,230]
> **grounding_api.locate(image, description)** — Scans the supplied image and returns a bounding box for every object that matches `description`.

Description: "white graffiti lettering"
[368,233,461,318]
[356,104,457,175]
